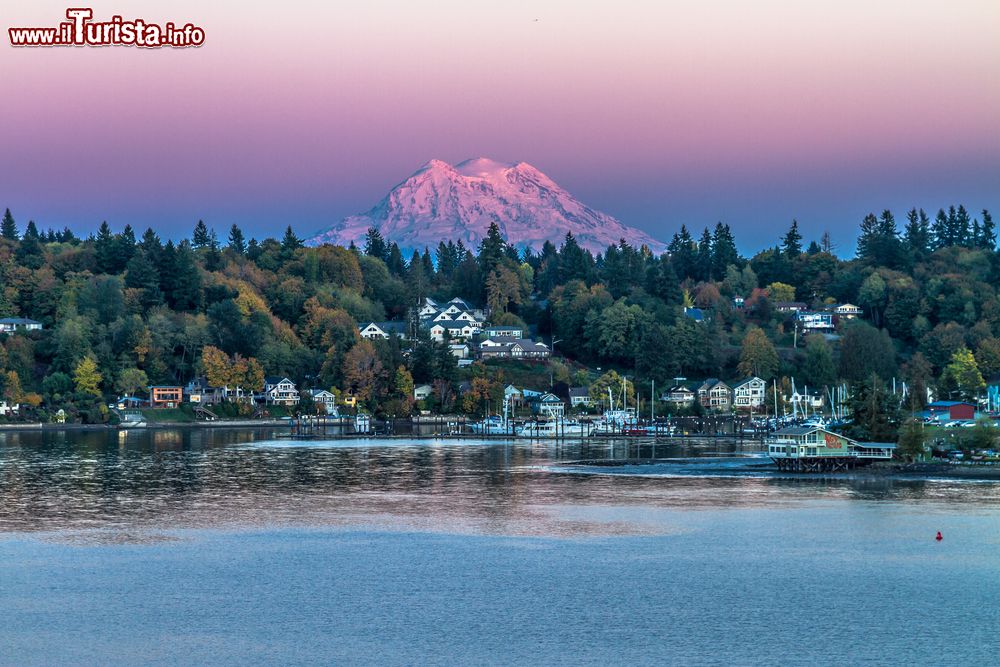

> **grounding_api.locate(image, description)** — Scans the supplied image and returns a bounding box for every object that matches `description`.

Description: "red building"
[927,401,976,421]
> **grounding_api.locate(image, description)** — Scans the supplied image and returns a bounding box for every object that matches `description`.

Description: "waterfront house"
[766,425,894,471]
[661,385,696,408]
[359,320,409,341]
[0,317,43,334]
[697,379,732,410]
[504,384,525,408]
[184,377,226,404]
[568,387,592,408]
[731,377,767,409]
[789,389,825,410]
[413,384,433,401]
[148,386,183,409]
[530,393,565,419]
[0,400,19,416]
[305,389,338,415]
[262,377,300,406]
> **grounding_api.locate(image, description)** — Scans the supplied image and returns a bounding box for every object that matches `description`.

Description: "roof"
[568,387,589,398]
[683,307,704,321]
[927,401,976,408]
[774,301,808,308]
[147,384,182,389]
[731,376,764,389]
[360,320,408,333]
[0,317,41,325]
[264,376,294,385]
[485,325,522,331]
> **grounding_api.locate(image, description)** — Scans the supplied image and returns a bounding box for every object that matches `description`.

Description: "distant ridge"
[308,158,666,254]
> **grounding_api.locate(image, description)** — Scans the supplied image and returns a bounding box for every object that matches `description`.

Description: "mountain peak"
[308,158,665,255]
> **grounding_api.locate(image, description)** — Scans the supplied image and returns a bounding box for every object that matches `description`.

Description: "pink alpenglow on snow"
[308,158,666,255]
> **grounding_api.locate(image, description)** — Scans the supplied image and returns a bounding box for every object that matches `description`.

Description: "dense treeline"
[0,204,997,432]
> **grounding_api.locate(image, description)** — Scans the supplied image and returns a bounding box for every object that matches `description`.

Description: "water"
[1,429,999,665]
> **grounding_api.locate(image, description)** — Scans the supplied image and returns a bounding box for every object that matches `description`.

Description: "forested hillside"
[0,205,997,428]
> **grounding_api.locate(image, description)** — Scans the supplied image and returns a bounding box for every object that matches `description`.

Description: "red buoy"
[935,531,943,542]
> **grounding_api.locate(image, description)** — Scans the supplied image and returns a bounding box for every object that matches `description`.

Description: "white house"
[732,376,767,409]
[0,400,19,416]
[833,303,862,319]
[568,387,592,408]
[359,321,409,340]
[449,343,470,359]
[307,389,339,415]
[262,376,300,406]
[530,393,565,419]
[413,384,433,401]
[661,385,696,408]
[796,311,834,334]
[0,317,42,334]
[483,325,523,339]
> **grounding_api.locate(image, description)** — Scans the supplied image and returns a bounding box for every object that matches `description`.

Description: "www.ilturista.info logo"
[9,8,205,48]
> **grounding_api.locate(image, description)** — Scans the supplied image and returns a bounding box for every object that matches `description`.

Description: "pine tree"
[364,227,388,261]
[94,221,117,274]
[228,224,246,255]
[696,227,713,281]
[931,208,949,248]
[781,220,802,257]
[980,209,996,250]
[955,205,971,247]
[169,241,203,311]
[280,225,303,259]
[1,208,18,240]
[192,219,210,248]
[667,225,696,280]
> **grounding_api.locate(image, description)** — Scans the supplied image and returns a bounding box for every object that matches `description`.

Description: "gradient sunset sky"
[3,0,998,252]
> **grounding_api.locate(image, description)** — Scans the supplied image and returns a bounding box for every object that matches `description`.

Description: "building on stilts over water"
[766,426,895,472]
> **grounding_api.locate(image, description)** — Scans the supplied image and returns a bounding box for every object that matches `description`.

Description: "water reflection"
[1,429,998,539]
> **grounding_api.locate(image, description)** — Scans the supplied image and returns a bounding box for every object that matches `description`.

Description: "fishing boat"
[468,415,512,435]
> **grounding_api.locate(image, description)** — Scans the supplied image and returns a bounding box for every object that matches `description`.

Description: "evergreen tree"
[386,243,406,276]
[22,220,40,241]
[781,220,802,257]
[558,233,594,284]
[169,241,203,311]
[1,208,17,240]
[124,251,163,309]
[364,227,387,260]
[955,205,971,247]
[228,224,246,255]
[94,221,117,274]
[696,227,713,281]
[280,225,303,259]
[979,209,996,250]
[192,219,210,248]
[478,222,508,278]
[931,208,950,248]
[667,225,696,280]
[711,223,739,277]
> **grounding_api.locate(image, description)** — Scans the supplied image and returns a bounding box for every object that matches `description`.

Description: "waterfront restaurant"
[766,425,895,471]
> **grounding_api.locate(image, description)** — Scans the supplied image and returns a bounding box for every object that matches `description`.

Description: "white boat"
[354,413,372,434]
[516,419,591,438]
[468,415,512,435]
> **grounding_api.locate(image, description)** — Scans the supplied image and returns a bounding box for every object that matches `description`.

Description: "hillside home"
[0,400,19,416]
[413,384,433,401]
[359,321,409,340]
[483,325,524,339]
[0,317,42,333]
[796,311,834,334]
[832,303,862,319]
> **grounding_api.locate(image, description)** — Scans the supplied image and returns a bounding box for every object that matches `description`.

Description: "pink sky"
[2,0,998,250]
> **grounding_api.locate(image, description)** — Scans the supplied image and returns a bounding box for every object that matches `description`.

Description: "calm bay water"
[1,429,999,665]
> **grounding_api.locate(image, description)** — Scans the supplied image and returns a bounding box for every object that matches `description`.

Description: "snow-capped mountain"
[308,158,666,255]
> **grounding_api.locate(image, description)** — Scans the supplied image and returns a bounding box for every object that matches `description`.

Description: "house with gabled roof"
[261,376,300,406]
[697,378,731,410]
[359,321,409,340]
[731,376,767,409]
